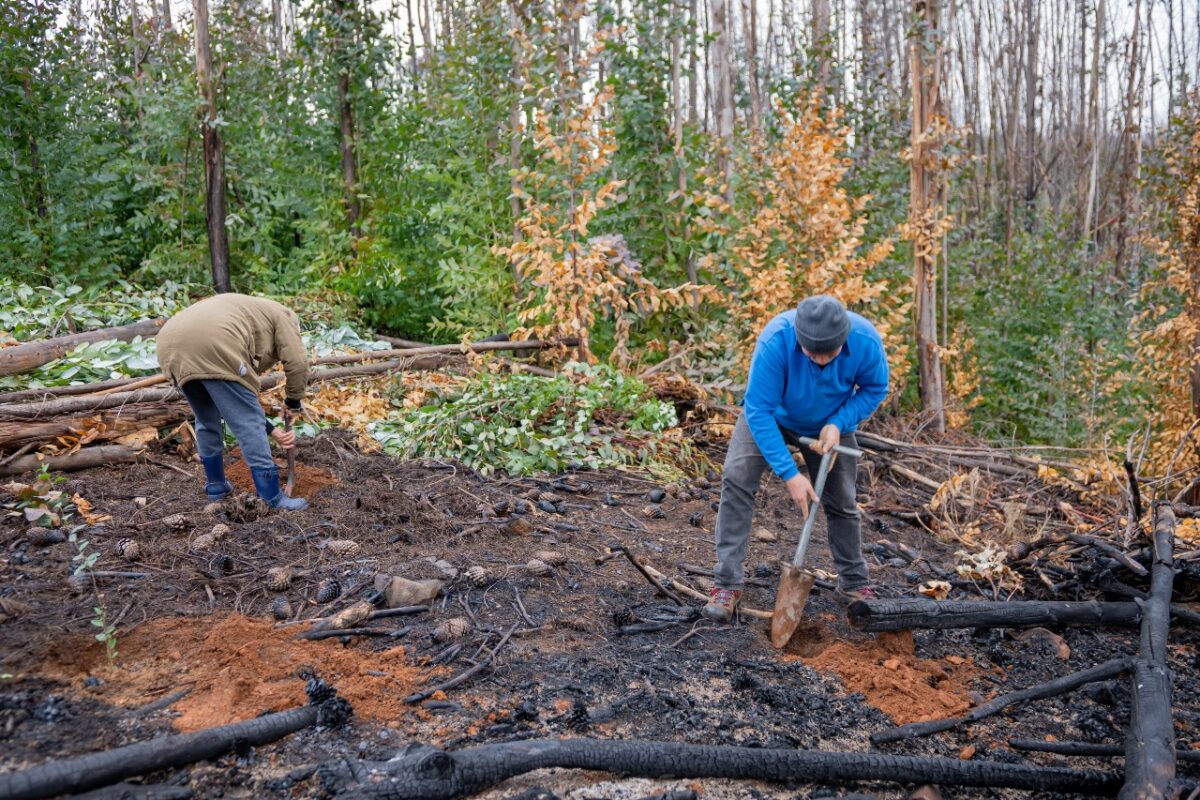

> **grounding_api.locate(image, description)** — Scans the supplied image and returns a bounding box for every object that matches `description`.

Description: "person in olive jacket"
[157,293,308,510]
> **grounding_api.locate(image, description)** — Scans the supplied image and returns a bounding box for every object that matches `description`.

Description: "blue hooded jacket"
[743,309,889,481]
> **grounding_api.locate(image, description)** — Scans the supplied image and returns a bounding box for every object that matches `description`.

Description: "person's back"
[158,293,309,511]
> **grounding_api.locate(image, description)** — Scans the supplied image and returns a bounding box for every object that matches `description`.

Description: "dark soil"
[1,430,1197,799]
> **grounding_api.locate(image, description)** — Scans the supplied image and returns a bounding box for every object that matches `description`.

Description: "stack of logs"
[0,319,571,478]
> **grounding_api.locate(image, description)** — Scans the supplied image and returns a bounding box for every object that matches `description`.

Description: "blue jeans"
[180,379,274,471]
[713,415,868,591]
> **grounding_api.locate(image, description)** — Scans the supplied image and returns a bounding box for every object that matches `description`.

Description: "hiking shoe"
[836,584,877,603]
[702,587,742,623]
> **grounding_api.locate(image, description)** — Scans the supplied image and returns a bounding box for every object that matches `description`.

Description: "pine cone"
[538,491,563,504]
[27,527,65,546]
[432,617,471,642]
[506,517,534,536]
[465,566,490,587]
[641,504,666,519]
[315,577,341,603]
[265,566,293,592]
[271,596,293,621]
[525,559,553,577]
[326,539,361,558]
[190,532,217,551]
[115,537,142,562]
[532,550,568,567]
[211,553,234,575]
[160,513,188,530]
[210,523,230,540]
[612,606,637,627]
[67,574,89,594]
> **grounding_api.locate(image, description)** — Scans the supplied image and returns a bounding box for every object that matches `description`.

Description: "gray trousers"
[181,379,275,470]
[713,415,868,591]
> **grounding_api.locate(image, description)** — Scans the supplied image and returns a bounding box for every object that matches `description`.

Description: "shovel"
[769,436,864,649]
[283,409,297,497]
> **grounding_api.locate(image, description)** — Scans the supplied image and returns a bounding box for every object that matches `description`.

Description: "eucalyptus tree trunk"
[333,0,361,239]
[740,0,761,127]
[910,0,945,432]
[812,0,830,93]
[711,0,734,199]
[192,0,231,293]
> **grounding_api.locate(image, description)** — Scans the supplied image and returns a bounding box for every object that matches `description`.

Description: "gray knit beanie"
[795,295,851,354]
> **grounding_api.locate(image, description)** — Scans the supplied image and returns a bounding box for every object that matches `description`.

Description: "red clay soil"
[33,614,430,732]
[225,449,338,500]
[784,624,977,726]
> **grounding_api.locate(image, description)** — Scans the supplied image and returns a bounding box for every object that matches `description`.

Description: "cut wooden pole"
[0,445,144,479]
[848,598,1143,632]
[0,402,190,450]
[1119,505,1177,800]
[871,657,1133,744]
[310,337,576,366]
[0,320,164,378]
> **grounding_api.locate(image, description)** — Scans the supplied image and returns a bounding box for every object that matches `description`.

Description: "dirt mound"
[784,625,976,725]
[226,448,338,500]
[34,614,431,732]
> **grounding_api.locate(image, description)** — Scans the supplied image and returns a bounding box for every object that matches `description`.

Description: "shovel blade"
[770,562,816,649]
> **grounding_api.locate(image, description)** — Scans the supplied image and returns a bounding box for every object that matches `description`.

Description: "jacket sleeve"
[274,308,310,403]
[743,333,799,482]
[828,338,889,433]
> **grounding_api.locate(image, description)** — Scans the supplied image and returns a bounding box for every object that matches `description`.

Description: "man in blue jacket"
[704,295,889,622]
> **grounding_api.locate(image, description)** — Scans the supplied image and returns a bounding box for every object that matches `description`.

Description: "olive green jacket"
[157,294,309,402]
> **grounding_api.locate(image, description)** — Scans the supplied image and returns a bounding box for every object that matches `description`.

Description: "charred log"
[1120,506,1177,800]
[848,598,1143,631]
[307,738,1121,799]
[0,681,349,800]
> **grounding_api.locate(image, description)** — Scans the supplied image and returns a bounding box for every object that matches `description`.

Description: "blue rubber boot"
[200,453,235,500]
[250,466,308,511]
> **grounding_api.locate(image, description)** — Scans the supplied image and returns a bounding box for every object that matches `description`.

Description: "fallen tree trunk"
[310,338,575,366]
[0,355,452,421]
[0,319,164,378]
[871,657,1132,744]
[308,738,1121,799]
[0,444,144,479]
[1008,739,1200,764]
[848,598,1143,631]
[0,375,154,405]
[0,401,190,450]
[1120,506,1177,800]
[0,339,573,421]
[0,703,321,800]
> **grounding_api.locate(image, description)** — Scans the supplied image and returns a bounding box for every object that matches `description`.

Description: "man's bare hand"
[785,473,819,518]
[271,427,296,450]
[812,424,841,455]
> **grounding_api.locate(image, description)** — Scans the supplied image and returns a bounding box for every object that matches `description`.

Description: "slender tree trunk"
[711,0,734,197]
[271,0,282,55]
[687,0,698,123]
[812,0,831,93]
[910,0,945,432]
[1022,0,1038,212]
[741,0,761,127]
[160,0,172,30]
[507,0,523,245]
[333,0,361,239]
[192,0,231,293]
[1114,0,1143,274]
[1083,0,1104,245]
